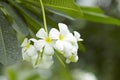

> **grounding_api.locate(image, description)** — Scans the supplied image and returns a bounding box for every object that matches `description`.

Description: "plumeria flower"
[50,23,79,57]
[67,31,83,63]
[33,28,55,56]
[21,23,83,69]
[50,23,75,54]
[21,38,53,69]
[66,31,83,63]
[50,23,83,63]
[21,38,38,63]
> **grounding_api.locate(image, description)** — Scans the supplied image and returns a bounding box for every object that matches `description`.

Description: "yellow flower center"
[59,34,64,40]
[25,42,30,48]
[45,37,52,44]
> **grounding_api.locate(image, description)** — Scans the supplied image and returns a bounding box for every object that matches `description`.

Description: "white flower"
[66,30,83,63]
[74,31,83,41]
[21,38,38,63]
[50,23,76,56]
[49,23,83,63]
[34,54,54,69]
[21,38,53,69]
[21,23,83,68]
[33,28,55,56]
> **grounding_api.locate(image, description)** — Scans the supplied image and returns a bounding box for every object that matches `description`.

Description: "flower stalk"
[39,0,48,35]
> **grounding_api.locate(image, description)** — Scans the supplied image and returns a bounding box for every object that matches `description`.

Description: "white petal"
[64,33,77,43]
[58,23,70,35]
[21,38,28,47]
[22,48,31,61]
[54,40,64,51]
[72,44,78,54]
[73,42,79,49]
[66,55,78,63]
[74,55,79,62]
[34,40,45,50]
[29,38,37,42]
[74,31,80,37]
[74,31,83,41]
[64,52,72,58]
[36,28,47,39]
[31,54,38,66]
[26,45,37,56]
[63,42,73,57]
[64,41,73,52]
[36,55,53,69]
[44,44,54,55]
[49,28,60,39]
[71,55,79,63]
[37,60,53,69]
[42,55,53,61]
[66,59,71,64]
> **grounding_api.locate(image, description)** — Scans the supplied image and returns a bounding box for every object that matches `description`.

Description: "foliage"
[0,0,120,76]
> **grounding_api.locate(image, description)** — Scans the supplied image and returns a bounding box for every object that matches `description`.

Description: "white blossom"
[34,28,55,56]
[49,23,82,63]
[21,38,38,64]
[21,23,83,69]
[21,38,53,69]
[50,23,75,55]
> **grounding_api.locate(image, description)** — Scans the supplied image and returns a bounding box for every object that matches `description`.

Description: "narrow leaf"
[8,0,42,33]
[55,53,65,68]
[54,49,65,67]
[80,6,104,13]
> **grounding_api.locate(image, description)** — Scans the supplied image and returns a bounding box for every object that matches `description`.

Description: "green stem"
[39,0,48,35]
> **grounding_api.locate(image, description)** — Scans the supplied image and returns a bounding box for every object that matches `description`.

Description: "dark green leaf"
[22,4,58,28]
[0,2,29,36]
[8,0,42,33]
[20,0,120,25]
[42,0,120,25]
[0,10,22,66]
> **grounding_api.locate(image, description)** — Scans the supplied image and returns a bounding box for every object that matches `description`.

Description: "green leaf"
[80,6,104,13]
[0,4,13,24]
[0,10,22,66]
[8,0,42,33]
[18,0,82,20]
[19,0,83,15]
[6,68,17,80]
[45,0,120,25]
[21,0,120,25]
[19,6,42,33]
[47,7,120,25]
[22,4,58,28]
[0,2,29,36]
[81,11,120,25]
[43,0,82,14]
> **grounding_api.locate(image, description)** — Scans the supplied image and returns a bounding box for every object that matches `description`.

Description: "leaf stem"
[39,0,48,35]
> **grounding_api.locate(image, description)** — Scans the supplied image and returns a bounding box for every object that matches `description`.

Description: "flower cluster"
[21,23,83,69]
